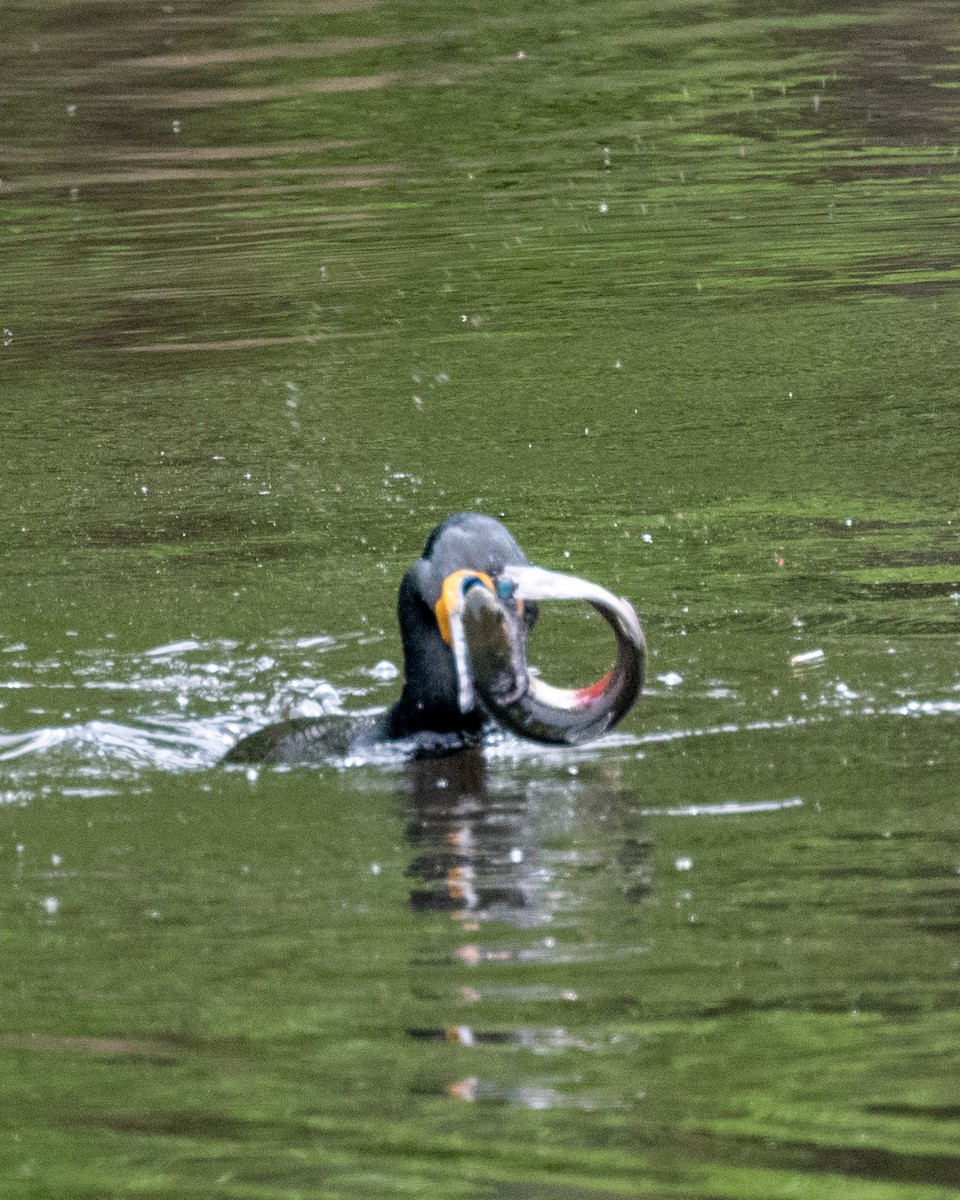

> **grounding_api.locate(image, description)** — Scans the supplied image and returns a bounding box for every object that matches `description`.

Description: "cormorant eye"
[495,578,515,601]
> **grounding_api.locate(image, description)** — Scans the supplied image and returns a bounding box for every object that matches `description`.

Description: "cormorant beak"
[461,565,646,746]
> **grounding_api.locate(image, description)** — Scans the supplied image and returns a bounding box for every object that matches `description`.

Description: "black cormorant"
[224,513,644,765]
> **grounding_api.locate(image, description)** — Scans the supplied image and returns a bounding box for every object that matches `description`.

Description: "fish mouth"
[458,565,646,746]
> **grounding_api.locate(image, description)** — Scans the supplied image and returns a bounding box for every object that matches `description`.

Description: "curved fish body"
[461,565,645,746]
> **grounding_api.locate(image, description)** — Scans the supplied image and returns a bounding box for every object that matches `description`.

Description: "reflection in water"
[403,747,652,1106]
[406,749,545,925]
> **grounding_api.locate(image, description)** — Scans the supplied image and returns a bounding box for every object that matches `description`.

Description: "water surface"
[2,0,960,1196]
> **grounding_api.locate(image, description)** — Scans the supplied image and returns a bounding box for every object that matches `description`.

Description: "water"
[2,0,960,1196]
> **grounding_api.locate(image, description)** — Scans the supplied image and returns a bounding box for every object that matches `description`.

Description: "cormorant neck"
[384,565,484,738]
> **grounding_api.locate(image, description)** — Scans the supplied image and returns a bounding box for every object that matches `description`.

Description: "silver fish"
[461,565,645,746]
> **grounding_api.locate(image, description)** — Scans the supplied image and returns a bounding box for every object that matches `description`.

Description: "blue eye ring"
[461,574,488,595]
[495,578,516,601]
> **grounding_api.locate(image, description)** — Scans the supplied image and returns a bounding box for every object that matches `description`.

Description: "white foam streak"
[0,718,229,771]
[641,797,804,817]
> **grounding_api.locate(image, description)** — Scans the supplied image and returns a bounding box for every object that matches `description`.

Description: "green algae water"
[2,1,960,1196]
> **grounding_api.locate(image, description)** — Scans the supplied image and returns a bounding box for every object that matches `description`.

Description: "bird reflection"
[405,747,547,925]
[402,746,653,1107]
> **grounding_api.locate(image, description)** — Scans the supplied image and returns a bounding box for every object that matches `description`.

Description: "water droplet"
[675,857,693,871]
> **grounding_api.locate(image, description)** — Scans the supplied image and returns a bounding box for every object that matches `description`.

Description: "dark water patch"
[698,994,929,1020]
[74,1108,299,1143]
[713,1130,960,1190]
[865,1103,960,1122]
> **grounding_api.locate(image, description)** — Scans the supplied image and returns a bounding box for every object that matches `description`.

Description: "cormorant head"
[389,514,534,738]
[389,513,646,747]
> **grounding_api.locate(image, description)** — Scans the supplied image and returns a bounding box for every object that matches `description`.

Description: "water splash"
[1,634,958,785]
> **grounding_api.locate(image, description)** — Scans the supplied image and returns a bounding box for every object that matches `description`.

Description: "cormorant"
[224,512,644,765]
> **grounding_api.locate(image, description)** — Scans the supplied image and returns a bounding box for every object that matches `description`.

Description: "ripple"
[120,330,386,353]
[120,37,399,72]
[109,72,401,108]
